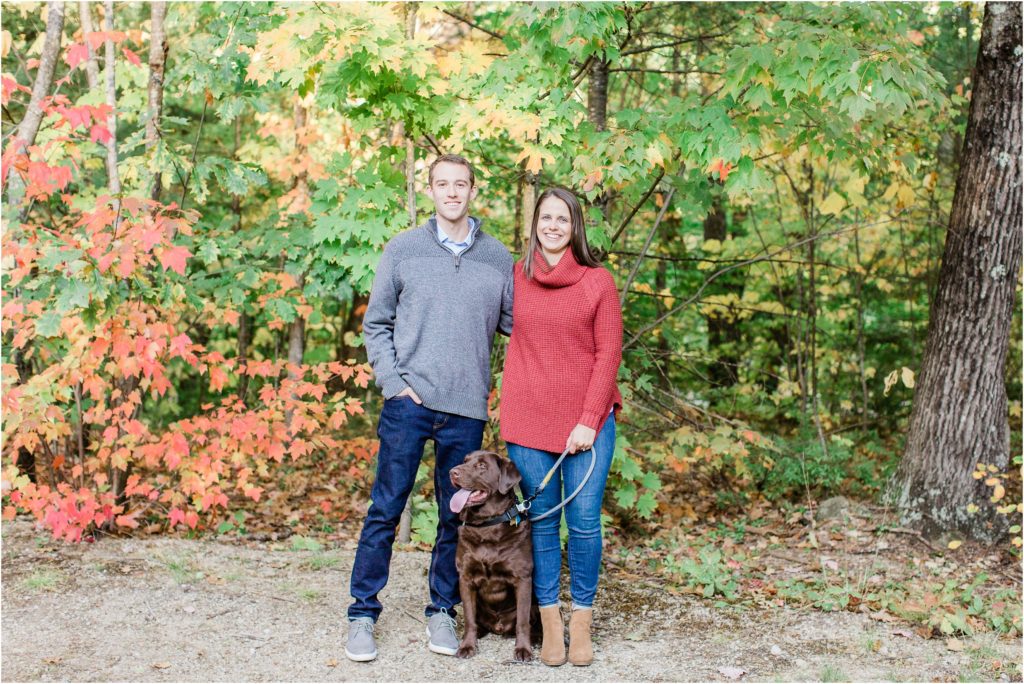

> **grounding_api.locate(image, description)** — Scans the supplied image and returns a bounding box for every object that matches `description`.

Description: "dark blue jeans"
[348,396,484,622]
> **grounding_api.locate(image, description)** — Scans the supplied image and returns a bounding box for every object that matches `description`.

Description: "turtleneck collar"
[531,247,588,288]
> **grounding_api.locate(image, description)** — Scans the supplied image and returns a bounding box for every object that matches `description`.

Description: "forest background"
[2,0,1022,653]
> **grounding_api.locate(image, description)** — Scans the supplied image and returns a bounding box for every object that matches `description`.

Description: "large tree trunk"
[146,1,168,201]
[894,1,1022,542]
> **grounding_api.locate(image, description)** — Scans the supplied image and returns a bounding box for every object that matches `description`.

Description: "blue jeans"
[506,414,615,608]
[348,396,484,622]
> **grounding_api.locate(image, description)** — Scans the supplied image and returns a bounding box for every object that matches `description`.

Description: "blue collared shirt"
[436,222,474,255]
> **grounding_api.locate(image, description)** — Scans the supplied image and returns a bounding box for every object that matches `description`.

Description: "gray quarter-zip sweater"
[362,217,514,421]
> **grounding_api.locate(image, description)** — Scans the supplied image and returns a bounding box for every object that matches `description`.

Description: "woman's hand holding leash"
[565,424,596,454]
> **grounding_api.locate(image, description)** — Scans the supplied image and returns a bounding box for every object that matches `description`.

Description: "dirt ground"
[1,519,1020,683]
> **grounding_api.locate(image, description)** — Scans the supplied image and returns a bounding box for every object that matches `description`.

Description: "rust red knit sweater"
[500,248,623,453]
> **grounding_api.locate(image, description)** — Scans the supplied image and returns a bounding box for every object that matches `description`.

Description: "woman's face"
[536,195,572,257]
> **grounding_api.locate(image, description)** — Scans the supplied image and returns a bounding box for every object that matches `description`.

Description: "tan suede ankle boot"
[538,605,566,666]
[568,608,593,666]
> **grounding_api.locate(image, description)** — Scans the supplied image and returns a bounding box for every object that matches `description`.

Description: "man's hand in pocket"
[398,387,423,404]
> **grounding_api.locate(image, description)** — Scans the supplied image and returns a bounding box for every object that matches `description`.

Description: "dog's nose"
[451,469,461,485]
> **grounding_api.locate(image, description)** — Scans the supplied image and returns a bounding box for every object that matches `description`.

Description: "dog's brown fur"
[450,450,539,661]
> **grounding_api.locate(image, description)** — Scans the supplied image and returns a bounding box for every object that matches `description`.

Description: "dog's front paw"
[456,642,477,659]
[514,645,532,663]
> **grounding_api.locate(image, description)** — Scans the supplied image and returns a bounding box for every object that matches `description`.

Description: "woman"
[500,187,622,667]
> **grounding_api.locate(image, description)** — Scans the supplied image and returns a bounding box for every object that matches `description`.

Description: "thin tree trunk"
[852,215,870,421]
[702,197,741,387]
[6,1,64,203]
[587,58,609,132]
[78,1,100,89]
[895,1,1022,542]
[146,0,168,201]
[397,2,418,545]
[286,102,309,385]
[102,0,120,197]
[587,57,611,222]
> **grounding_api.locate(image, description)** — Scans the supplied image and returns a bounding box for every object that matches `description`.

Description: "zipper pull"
[455,254,461,270]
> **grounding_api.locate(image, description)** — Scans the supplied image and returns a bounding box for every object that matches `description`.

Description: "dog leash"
[515,445,597,522]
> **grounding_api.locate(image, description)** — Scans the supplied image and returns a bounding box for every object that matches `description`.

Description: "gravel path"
[2,520,1020,682]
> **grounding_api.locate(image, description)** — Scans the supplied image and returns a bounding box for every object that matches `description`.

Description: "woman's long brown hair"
[522,187,601,279]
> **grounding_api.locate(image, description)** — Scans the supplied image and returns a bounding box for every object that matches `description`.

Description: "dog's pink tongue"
[450,488,474,514]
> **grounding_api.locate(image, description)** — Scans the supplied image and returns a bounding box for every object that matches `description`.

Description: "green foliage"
[664,544,740,599]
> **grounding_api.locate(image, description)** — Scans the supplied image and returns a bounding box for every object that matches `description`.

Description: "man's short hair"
[428,154,476,187]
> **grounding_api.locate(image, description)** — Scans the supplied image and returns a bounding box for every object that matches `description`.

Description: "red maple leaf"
[66,43,90,70]
[89,124,112,144]
[169,333,192,358]
[708,158,734,183]
[158,244,191,275]
[122,47,141,67]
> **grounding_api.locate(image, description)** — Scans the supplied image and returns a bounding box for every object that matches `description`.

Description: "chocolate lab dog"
[449,450,538,662]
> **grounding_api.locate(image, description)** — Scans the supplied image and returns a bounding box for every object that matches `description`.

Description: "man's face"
[428,161,477,224]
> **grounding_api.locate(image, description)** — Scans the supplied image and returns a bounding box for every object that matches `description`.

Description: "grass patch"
[22,569,61,590]
[297,587,324,602]
[819,664,847,682]
[161,555,199,584]
[289,536,323,553]
[303,554,340,570]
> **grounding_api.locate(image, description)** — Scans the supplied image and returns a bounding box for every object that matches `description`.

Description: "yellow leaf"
[842,174,867,196]
[966,503,979,514]
[901,367,915,389]
[896,184,916,208]
[883,369,899,396]
[991,484,1006,502]
[881,182,899,201]
[757,301,786,315]
[702,239,722,253]
[947,540,961,550]
[645,144,665,168]
[459,40,495,76]
[514,145,553,174]
[659,287,675,308]
[984,477,999,486]
[972,471,985,480]
[819,192,846,216]
[0,30,11,59]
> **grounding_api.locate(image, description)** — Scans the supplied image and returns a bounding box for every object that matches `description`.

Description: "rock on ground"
[2,520,1020,682]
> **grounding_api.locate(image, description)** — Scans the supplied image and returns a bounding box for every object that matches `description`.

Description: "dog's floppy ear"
[497,457,522,495]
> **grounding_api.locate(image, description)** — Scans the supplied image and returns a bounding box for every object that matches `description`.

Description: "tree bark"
[102,0,120,197]
[397,2,418,545]
[587,58,609,132]
[6,1,64,201]
[146,0,168,201]
[702,197,742,387]
[78,1,100,89]
[894,1,1022,542]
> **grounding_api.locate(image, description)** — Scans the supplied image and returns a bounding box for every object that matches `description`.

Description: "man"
[345,154,514,662]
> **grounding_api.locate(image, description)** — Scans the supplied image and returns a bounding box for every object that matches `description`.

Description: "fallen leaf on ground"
[869,610,899,623]
[892,628,914,638]
[325,658,338,667]
[152,662,171,669]
[42,656,62,664]
[945,638,964,652]
[718,666,746,679]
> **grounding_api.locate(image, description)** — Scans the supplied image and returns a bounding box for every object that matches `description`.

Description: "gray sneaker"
[345,617,377,662]
[426,609,459,656]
